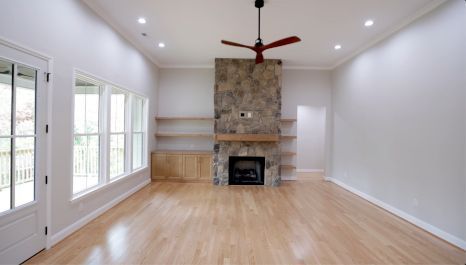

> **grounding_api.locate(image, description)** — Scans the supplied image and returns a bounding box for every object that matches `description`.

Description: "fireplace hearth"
[229,156,265,185]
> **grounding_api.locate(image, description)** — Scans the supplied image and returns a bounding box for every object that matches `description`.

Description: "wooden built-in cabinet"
[151,151,212,182]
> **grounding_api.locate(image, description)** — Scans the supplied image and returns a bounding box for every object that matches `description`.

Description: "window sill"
[70,166,148,203]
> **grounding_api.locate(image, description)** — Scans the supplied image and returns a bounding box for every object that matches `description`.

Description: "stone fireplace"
[213,58,281,186]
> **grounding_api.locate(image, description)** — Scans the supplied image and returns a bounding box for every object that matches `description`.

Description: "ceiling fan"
[221,0,301,64]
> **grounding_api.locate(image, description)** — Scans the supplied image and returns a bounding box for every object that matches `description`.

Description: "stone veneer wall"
[213,58,282,186]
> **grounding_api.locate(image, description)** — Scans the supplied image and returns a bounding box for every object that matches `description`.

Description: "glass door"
[0,43,48,264]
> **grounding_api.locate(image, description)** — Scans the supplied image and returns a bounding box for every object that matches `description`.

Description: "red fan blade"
[221,40,255,50]
[261,36,301,51]
[255,52,264,64]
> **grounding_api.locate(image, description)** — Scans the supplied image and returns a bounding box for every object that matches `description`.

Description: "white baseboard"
[48,178,151,248]
[297,169,324,173]
[325,177,466,251]
[281,176,297,181]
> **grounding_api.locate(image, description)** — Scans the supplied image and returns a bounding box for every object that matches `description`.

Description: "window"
[132,96,145,170]
[109,88,127,179]
[73,77,101,194]
[0,60,37,212]
[72,72,147,197]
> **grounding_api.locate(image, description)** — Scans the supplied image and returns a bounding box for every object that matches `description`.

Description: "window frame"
[72,74,104,197]
[131,95,147,171]
[71,71,148,200]
[108,87,128,180]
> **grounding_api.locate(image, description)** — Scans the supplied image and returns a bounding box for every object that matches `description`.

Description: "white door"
[0,43,48,264]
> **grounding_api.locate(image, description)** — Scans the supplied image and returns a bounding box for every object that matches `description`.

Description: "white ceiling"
[83,0,445,69]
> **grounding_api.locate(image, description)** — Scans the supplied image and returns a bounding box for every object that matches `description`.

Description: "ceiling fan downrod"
[255,0,264,47]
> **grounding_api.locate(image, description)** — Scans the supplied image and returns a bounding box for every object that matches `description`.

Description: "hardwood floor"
[28,180,465,264]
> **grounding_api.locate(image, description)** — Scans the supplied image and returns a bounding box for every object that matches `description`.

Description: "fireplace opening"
[229,156,265,185]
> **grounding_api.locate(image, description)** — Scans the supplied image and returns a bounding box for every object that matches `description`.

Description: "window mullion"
[143,98,148,167]
[127,94,133,173]
[102,85,111,184]
[10,63,17,209]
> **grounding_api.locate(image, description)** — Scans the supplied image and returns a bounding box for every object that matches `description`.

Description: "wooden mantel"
[214,134,280,142]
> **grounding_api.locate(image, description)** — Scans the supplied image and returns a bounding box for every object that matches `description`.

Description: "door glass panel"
[0,138,11,213]
[15,137,35,207]
[0,60,12,136]
[73,135,99,194]
[15,66,36,136]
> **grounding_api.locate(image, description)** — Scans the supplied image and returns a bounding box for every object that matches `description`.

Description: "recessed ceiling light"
[364,20,374,27]
[334,44,342,50]
[138,17,147,24]
[158,42,166,48]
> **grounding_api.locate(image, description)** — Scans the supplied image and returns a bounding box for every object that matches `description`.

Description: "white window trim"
[108,87,128,180]
[131,95,147,171]
[71,70,148,201]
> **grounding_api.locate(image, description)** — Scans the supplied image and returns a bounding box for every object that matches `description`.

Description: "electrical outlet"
[239,111,253,119]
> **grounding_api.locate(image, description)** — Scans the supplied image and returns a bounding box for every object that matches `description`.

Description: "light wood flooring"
[27,180,465,264]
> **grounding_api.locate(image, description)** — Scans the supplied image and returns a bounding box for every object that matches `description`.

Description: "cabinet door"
[183,155,199,180]
[167,154,183,179]
[199,155,212,180]
[152,153,167,180]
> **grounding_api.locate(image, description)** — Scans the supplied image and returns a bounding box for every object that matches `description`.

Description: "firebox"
[229,156,265,185]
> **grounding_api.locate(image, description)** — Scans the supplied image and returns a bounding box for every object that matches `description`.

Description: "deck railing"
[0,146,125,190]
[0,149,34,189]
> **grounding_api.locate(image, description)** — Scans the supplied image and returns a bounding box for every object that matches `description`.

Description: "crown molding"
[283,65,332,71]
[158,64,333,70]
[82,0,161,68]
[330,0,448,69]
[159,64,214,69]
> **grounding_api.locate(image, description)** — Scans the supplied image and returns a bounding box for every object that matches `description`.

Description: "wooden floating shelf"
[281,118,297,122]
[155,117,214,121]
[215,134,280,142]
[280,135,297,140]
[281,152,296,156]
[280,165,296,170]
[155,132,214,138]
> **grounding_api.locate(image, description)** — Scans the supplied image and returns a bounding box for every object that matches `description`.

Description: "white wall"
[282,70,332,174]
[157,68,214,117]
[331,0,466,243]
[297,106,326,171]
[0,0,159,238]
[156,68,214,151]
